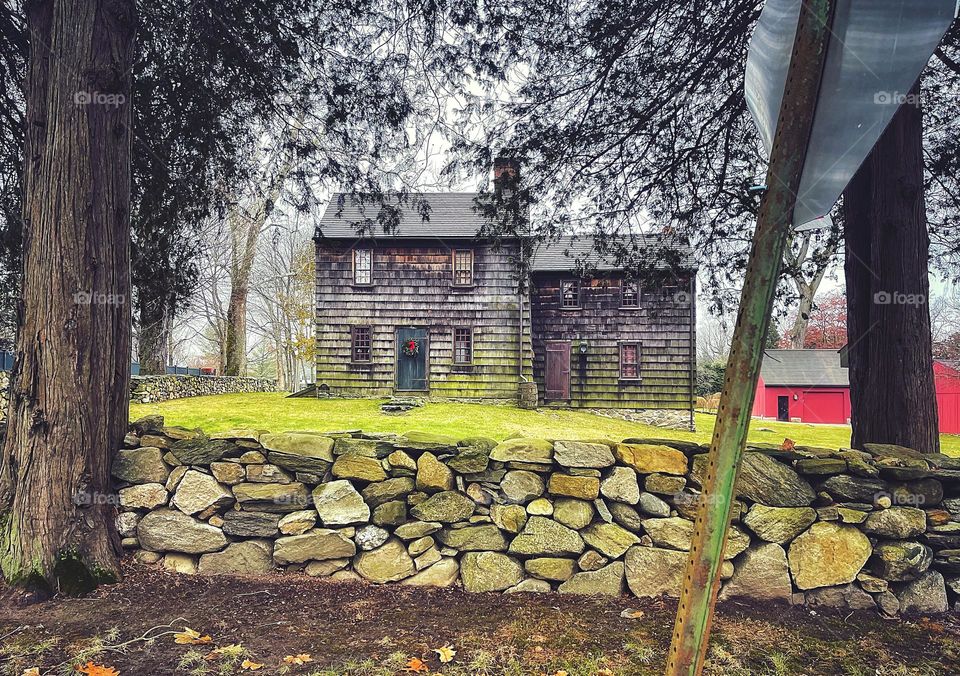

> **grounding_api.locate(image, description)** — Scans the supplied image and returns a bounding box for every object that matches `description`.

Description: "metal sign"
[745,0,957,229]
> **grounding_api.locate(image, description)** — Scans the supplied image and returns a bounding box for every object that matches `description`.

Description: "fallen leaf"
[551,672,569,676]
[74,663,120,676]
[596,670,614,676]
[781,438,796,451]
[22,669,40,676]
[620,608,645,619]
[432,645,456,664]
[206,643,245,660]
[173,627,212,645]
[240,659,263,671]
[283,653,314,665]
[405,656,430,672]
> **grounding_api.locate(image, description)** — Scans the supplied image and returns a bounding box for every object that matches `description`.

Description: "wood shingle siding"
[530,273,696,410]
[315,239,533,399]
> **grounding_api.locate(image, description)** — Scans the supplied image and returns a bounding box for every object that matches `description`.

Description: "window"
[351,326,372,362]
[453,249,474,286]
[621,280,640,308]
[353,248,372,285]
[561,280,580,308]
[453,327,473,364]
[620,343,640,380]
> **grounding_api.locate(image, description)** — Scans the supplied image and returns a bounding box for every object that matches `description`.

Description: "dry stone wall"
[115,416,960,615]
[129,375,276,404]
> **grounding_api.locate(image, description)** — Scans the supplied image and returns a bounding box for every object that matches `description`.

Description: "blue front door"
[396,327,428,391]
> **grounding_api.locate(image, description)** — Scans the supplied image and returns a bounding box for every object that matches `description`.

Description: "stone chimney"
[493,153,521,192]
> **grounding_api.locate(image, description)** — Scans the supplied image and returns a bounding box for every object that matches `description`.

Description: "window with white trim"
[621,280,640,308]
[620,343,640,380]
[453,327,473,364]
[353,248,372,285]
[561,280,580,308]
[453,249,474,286]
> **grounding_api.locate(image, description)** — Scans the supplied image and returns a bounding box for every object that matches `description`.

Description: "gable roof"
[315,192,696,272]
[530,236,696,272]
[760,349,849,387]
[316,192,489,239]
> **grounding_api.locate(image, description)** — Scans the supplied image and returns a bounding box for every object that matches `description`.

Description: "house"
[752,348,960,433]
[312,159,697,424]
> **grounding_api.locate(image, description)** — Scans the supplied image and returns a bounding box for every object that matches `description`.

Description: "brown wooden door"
[544,341,571,400]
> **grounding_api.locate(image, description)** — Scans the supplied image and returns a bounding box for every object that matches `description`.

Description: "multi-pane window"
[561,280,580,308]
[352,326,372,362]
[621,280,640,308]
[620,343,640,380]
[453,249,474,286]
[453,327,473,364]
[353,248,372,285]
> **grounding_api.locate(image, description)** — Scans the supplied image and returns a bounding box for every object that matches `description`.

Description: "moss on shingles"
[129,393,960,456]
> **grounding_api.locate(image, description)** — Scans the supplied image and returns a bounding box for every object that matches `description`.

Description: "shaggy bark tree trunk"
[842,81,939,452]
[0,0,135,595]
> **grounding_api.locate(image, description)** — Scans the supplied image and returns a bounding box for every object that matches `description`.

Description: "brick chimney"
[493,153,521,192]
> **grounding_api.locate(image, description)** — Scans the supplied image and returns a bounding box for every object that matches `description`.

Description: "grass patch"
[129,392,960,454]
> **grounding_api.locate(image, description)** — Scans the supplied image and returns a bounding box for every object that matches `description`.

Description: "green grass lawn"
[129,392,960,454]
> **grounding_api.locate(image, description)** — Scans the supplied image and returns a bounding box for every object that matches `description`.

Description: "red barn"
[752,349,960,433]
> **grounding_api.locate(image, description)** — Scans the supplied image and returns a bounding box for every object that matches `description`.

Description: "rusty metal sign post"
[664,0,837,673]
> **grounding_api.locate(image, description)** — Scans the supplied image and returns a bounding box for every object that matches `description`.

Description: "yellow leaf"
[404,656,430,672]
[173,627,212,645]
[283,653,314,665]
[22,669,40,676]
[432,645,456,664]
[74,663,120,676]
[596,670,614,676]
[240,659,264,671]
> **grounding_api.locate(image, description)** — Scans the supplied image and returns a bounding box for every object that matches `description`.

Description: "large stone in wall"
[580,523,641,559]
[312,480,370,527]
[260,432,334,467]
[805,583,876,611]
[437,524,508,552]
[222,511,280,538]
[332,454,387,483]
[641,517,750,559]
[600,467,640,505]
[742,505,817,544]
[870,541,933,581]
[489,438,554,464]
[273,529,356,564]
[719,543,792,602]
[625,546,687,598]
[552,498,594,530]
[818,475,888,502]
[446,446,490,474]
[460,551,524,592]
[409,490,476,523]
[333,437,395,458]
[787,522,872,590]
[553,441,615,469]
[508,516,585,557]
[137,509,228,554]
[862,507,926,539]
[171,470,234,516]
[693,452,815,507]
[558,561,625,596]
[113,447,169,484]
[501,471,546,504]
[233,482,310,513]
[402,558,460,587]
[198,541,274,575]
[354,537,417,583]
[490,504,528,534]
[525,557,576,582]
[170,437,235,465]
[547,474,600,500]
[362,477,415,506]
[416,452,455,492]
[119,483,168,510]
[394,521,442,540]
[614,444,687,476]
[894,570,949,615]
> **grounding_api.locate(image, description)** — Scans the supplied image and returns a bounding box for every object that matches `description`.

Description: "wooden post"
[665,1,837,673]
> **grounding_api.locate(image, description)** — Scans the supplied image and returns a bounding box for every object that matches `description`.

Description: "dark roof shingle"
[529,236,696,272]
[760,349,849,387]
[316,192,488,239]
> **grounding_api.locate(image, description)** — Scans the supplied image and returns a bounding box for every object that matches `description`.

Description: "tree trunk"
[786,282,815,349]
[842,81,939,452]
[136,296,169,374]
[224,282,249,375]
[0,0,135,595]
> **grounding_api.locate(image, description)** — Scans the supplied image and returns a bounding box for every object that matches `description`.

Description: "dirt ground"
[2,561,959,675]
